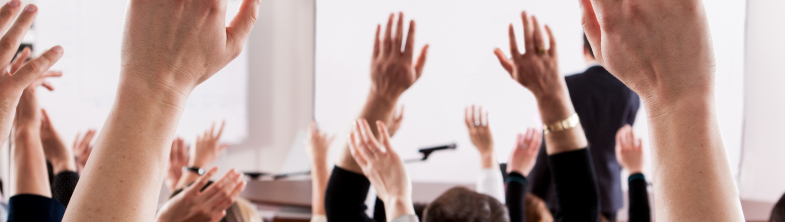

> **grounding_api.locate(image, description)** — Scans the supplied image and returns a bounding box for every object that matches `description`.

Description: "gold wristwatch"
[543,113,580,135]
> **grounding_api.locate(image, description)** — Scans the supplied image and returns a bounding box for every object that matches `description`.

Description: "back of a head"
[525,194,553,222]
[771,192,785,222]
[423,187,509,222]
[223,198,262,222]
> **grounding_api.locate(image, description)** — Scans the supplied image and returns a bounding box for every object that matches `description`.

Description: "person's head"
[223,198,261,222]
[423,187,509,222]
[771,192,785,222]
[525,194,553,222]
[583,33,596,63]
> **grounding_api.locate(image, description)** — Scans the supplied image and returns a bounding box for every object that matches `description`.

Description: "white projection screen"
[33,0,250,145]
[315,0,745,183]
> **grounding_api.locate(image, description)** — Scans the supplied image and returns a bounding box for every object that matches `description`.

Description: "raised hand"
[40,109,77,174]
[156,167,247,222]
[580,0,714,110]
[614,125,643,175]
[0,1,65,148]
[348,119,414,221]
[581,0,743,220]
[64,0,260,220]
[190,121,229,168]
[369,13,429,104]
[73,129,96,172]
[494,12,560,100]
[506,128,542,176]
[387,106,404,137]
[305,121,334,216]
[464,105,495,168]
[167,137,189,191]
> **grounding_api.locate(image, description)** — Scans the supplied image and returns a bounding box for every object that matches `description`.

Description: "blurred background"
[0,0,783,221]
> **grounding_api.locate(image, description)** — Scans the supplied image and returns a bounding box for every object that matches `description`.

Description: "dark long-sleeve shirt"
[325,166,375,222]
[51,171,79,207]
[550,148,600,222]
[506,172,528,222]
[627,173,650,222]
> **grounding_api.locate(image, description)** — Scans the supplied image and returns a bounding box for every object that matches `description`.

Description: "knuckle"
[0,38,16,51]
[23,60,45,74]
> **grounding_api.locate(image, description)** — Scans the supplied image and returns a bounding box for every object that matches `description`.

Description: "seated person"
[771,193,785,222]
[614,125,650,222]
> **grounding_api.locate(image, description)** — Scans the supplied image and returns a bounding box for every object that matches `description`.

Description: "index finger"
[403,20,416,60]
[0,1,23,36]
[9,46,29,74]
[215,120,226,139]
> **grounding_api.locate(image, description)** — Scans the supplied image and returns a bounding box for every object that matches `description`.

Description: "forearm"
[310,160,330,215]
[12,128,51,197]
[337,93,396,173]
[0,96,21,146]
[64,78,190,221]
[536,88,588,155]
[43,138,77,174]
[646,94,743,221]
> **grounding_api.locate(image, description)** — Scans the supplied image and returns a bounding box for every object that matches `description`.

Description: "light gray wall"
[211,0,315,174]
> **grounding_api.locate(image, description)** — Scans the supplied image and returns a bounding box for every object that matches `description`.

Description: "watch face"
[197,168,205,175]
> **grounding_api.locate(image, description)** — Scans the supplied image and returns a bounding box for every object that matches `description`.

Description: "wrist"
[480,153,496,169]
[384,196,415,222]
[535,90,575,124]
[366,90,397,111]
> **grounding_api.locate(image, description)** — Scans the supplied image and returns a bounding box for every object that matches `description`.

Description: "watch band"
[183,166,205,176]
[543,113,580,135]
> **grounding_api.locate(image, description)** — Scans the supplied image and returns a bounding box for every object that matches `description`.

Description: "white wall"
[739,0,785,203]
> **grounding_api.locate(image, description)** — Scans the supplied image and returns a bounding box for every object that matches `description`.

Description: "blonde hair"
[223,198,261,222]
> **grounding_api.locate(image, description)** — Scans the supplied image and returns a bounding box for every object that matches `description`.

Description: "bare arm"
[63,0,261,221]
[581,0,744,220]
[336,13,428,174]
[493,12,587,154]
[305,121,334,216]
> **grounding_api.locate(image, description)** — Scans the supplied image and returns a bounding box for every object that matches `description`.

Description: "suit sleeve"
[506,172,528,222]
[549,148,600,222]
[628,173,651,222]
[325,166,375,222]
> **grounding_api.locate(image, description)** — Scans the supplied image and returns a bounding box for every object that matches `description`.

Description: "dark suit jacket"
[528,65,640,217]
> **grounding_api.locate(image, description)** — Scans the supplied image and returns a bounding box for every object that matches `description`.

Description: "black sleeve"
[625,92,641,126]
[549,148,600,222]
[325,166,374,222]
[506,172,528,222]
[51,171,80,207]
[628,173,651,222]
[8,194,65,222]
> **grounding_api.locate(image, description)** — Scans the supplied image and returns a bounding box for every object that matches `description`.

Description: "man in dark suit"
[527,34,641,222]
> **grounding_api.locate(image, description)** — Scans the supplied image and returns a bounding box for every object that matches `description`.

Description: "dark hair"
[423,187,509,222]
[583,33,595,59]
[525,194,553,222]
[771,192,785,222]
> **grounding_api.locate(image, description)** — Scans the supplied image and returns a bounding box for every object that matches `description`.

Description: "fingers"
[375,120,392,154]
[9,46,29,74]
[78,130,97,152]
[545,25,557,57]
[0,1,23,37]
[348,133,369,166]
[493,48,513,74]
[482,108,489,127]
[0,4,37,66]
[394,105,405,122]
[531,16,545,53]
[403,20,416,60]
[213,180,246,211]
[521,11,534,53]
[383,14,394,56]
[202,169,242,200]
[12,46,64,87]
[580,0,602,61]
[372,25,381,58]
[40,108,51,126]
[187,167,219,195]
[414,45,429,79]
[529,129,542,153]
[360,119,382,148]
[394,12,404,55]
[508,24,521,59]
[470,105,477,127]
[522,128,534,148]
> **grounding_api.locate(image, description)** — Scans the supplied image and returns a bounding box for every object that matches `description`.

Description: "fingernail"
[52,46,63,54]
[24,4,36,12]
[8,0,19,7]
